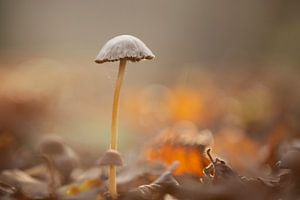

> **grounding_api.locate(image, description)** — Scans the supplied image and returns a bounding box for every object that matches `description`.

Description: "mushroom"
[95,35,155,198]
[28,135,80,185]
[38,136,80,176]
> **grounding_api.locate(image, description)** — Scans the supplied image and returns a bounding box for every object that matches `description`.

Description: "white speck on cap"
[95,35,155,64]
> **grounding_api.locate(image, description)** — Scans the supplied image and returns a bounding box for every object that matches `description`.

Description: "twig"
[206,148,215,164]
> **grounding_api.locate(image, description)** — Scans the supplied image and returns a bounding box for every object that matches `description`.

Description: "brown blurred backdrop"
[0,0,300,169]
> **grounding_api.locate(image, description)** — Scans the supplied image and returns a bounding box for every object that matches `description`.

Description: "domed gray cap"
[98,149,123,166]
[38,135,66,155]
[95,35,155,64]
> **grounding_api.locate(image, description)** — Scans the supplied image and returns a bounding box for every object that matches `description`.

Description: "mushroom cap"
[95,35,155,64]
[98,149,123,166]
[38,135,66,155]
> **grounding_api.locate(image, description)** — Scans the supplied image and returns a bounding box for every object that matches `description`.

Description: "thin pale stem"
[109,59,126,199]
[109,165,117,198]
[111,59,126,150]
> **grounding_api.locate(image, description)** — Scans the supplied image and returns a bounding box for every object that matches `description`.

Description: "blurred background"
[0,0,299,173]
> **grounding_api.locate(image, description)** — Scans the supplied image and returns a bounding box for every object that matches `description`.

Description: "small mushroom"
[33,135,80,184]
[99,149,123,167]
[95,35,154,198]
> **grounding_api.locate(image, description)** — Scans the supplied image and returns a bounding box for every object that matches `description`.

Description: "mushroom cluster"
[95,35,155,198]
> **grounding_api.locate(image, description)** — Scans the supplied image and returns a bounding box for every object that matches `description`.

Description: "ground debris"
[119,170,179,200]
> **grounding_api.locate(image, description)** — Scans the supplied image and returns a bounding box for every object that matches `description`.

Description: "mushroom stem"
[109,58,126,198]
[111,58,126,150]
[42,155,57,199]
[109,166,117,198]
